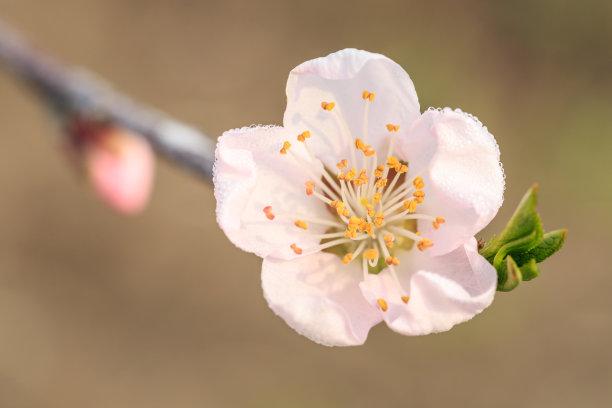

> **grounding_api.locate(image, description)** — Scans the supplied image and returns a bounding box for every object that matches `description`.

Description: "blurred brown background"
[0,0,610,407]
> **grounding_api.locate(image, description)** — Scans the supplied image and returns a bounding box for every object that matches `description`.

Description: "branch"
[0,18,215,181]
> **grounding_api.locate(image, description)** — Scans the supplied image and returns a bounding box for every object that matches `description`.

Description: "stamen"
[385,256,400,266]
[279,141,291,155]
[387,156,401,172]
[417,238,434,251]
[290,243,303,255]
[401,296,410,304]
[303,238,356,256]
[355,138,365,151]
[321,101,335,111]
[336,159,348,171]
[377,298,388,312]
[344,168,357,182]
[384,233,394,247]
[413,176,425,190]
[294,220,308,230]
[413,190,425,204]
[263,206,275,220]
[403,200,417,213]
[363,248,378,260]
[344,240,367,267]
[372,192,382,203]
[305,181,315,196]
[433,216,446,230]
[386,124,400,132]
[376,178,388,189]
[297,131,311,142]
[286,150,340,201]
[362,90,375,102]
[373,213,385,227]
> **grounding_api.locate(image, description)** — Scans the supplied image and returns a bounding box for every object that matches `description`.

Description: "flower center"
[264,91,445,310]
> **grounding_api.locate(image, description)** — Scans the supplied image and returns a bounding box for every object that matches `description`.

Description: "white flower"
[214,49,505,346]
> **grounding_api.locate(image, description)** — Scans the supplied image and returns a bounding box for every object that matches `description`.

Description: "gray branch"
[0,18,215,181]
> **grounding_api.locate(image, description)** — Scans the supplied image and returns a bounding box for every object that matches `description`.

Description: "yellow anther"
[337,172,345,180]
[376,178,388,188]
[363,147,376,157]
[362,90,375,102]
[344,168,357,182]
[297,130,311,142]
[372,192,382,204]
[385,256,399,266]
[354,169,369,186]
[387,156,400,169]
[279,140,291,154]
[413,177,425,189]
[360,197,370,207]
[365,222,374,236]
[336,159,348,170]
[377,298,388,312]
[349,215,361,225]
[357,219,368,232]
[342,253,354,264]
[374,165,385,178]
[403,200,417,213]
[366,204,375,217]
[290,243,303,255]
[384,234,394,248]
[331,200,349,217]
[263,206,275,220]
[386,124,400,132]
[344,229,357,239]
[373,213,385,227]
[321,101,335,111]
[417,238,434,251]
[294,220,308,230]
[413,190,425,204]
[305,181,315,196]
[355,138,365,151]
[398,164,408,173]
[364,248,379,260]
[433,216,446,230]
[401,296,410,304]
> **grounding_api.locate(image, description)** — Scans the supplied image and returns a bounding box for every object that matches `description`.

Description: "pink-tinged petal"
[360,238,496,335]
[262,252,382,346]
[284,49,420,168]
[398,108,505,255]
[86,129,154,215]
[214,126,333,261]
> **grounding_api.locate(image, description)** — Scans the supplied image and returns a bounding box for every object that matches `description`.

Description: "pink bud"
[84,128,154,215]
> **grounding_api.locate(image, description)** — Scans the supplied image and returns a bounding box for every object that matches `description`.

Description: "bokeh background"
[0,0,610,407]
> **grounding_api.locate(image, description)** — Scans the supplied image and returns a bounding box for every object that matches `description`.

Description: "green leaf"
[479,185,567,291]
[518,258,540,281]
[513,229,568,265]
[480,184,543,264]
[498,255,522,292]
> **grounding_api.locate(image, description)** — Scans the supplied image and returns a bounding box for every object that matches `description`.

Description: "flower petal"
[284,49,420,169]
[360,238,496,335]
[262,252,382,346]
[214,125,333,260]
[398,108,505,255]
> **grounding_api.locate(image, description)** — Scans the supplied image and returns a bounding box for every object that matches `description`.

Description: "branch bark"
[0,18,215,181]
